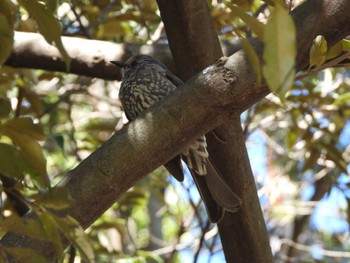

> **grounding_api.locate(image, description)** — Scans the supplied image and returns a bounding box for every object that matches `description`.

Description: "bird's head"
[111,55,166,78]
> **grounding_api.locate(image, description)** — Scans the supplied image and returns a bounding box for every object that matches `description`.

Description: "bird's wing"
[165,70,184,87]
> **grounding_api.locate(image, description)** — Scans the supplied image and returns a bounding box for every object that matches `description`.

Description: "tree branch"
[156,0,272,262]
[5,32,240,80]
[1,0,350,261]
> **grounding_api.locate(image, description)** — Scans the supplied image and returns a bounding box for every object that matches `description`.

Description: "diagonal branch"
[1,0,350,262]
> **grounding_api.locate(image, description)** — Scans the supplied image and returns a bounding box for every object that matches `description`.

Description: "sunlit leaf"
[341,39,350,51]
[18,0,71,70]
[231,5,264,39]
[92,217,126,237]
[309,35,328,68]
[137,250,163,263]
[333,92,350,106]
[263,2,296,100]
[326,41,343,60]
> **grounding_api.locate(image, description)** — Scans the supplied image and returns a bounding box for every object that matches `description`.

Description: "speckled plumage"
[117,55,208,176]
[112,55,242,223]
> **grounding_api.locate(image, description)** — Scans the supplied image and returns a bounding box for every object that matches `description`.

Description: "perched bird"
[111,55,242,223]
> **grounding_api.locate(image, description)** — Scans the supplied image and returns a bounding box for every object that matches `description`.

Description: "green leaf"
[0,0,16,24]
[0,143,29,180]
[3,118,49,188]
[0,14,14,65]
[53,216,95,262]
[3,247,49,263]
[341,39,350,51]
[263,2,296,100]
[333,92,350,106]
[33,187,74,210]
[0,214,47,240]
[18,0,71,70]
[0,95,12,118]
[240,37,262,84]
[137,250,163,263]
[231,5,264,39]
[119,188,148,207]
[326,41,343,60]
[309,35,328,68]
[4,117,46,140]
[42,0,58,13]
[37,211,64,262]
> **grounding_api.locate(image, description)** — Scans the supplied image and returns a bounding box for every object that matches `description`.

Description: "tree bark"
[5,32,240,80]
[1,0,350,261]
[156,0,273,262]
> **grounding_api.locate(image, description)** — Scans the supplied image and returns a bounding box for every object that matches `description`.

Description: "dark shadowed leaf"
[3,247,49,263]
[0,95,12,118]
[0,143,28,180]
[0,214,47,240]
[241,37,262,83]
[37,211,64,261]
[0,14,14,65]
[33,187,74,210]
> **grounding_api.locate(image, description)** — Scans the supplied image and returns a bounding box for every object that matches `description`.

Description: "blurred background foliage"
[0,0,350,262]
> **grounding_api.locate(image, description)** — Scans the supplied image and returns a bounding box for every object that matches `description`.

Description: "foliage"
[0,0,349,262]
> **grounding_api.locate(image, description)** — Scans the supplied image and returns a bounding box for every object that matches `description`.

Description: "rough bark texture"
[1,0,350,261]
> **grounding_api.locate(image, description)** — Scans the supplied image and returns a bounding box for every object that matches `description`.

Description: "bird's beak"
[110,61,126,68]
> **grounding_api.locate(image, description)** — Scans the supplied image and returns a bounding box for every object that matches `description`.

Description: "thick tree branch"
[5,32,239,80]
[156,0,223,80]
[156,0,271,262]
[1,0,350,261]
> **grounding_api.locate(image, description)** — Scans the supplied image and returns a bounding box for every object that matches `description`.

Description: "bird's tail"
[190,158,242,223]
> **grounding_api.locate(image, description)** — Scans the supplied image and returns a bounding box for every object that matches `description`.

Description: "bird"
[111,54,242,223]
